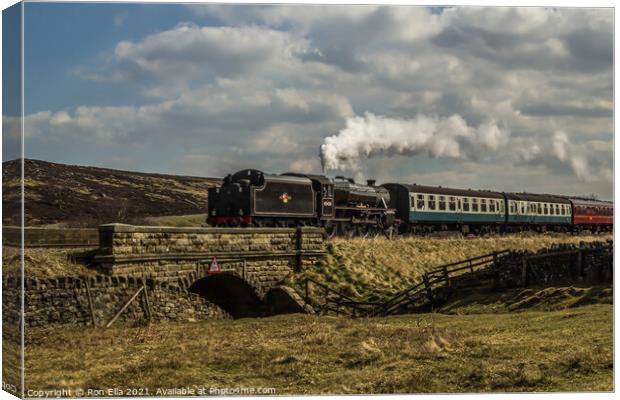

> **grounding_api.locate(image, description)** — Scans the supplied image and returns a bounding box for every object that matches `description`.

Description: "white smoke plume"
[319,113,609,184]
[319,112,509,171]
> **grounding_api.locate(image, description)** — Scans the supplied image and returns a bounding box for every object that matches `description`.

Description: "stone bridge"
[93,224,326,318]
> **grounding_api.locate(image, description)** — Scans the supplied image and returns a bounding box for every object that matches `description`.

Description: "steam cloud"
[320,112,509,171]
[319,113,609,184]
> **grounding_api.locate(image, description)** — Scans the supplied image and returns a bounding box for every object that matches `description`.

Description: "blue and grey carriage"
[503,192,571,230]
[382,183,505,234]
[382,183,573,233]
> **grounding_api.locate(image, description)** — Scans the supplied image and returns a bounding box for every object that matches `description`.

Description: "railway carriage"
[382,183,505,233]
[569,198,613,232]
[504,193,571,230]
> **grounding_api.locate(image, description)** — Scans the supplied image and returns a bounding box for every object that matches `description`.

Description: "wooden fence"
[305,242,612,318]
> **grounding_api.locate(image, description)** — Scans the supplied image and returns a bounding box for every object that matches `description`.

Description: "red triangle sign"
[208,256,220,275]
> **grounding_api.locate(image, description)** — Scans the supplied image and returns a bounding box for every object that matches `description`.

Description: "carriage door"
[320,183,334,219]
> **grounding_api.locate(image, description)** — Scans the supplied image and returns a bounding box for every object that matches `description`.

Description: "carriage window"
[416,194,425,210]
[463,198,470,212]
[472,198,479,212]
[489,200,495,212]
[550,204,555,215]
[438,196,446,211]
[520,203,526,214]
[543,204,548,215]
[510,201,516,213]
[537,204,542,214]
[500,202,505,213]
[480,199,487,212]
[428,195,436,210]
[556,204,560,215]
[449,197,457,211]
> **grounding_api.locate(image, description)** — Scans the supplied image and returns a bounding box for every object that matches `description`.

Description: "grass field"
[287,233,612,301]
[141,213,207,227]
[24,300,612,394]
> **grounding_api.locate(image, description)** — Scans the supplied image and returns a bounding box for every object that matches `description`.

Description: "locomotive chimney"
[367,179,376,186]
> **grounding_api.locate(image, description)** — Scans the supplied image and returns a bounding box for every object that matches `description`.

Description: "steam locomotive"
[207,169,395,236]
[207,169,613,235]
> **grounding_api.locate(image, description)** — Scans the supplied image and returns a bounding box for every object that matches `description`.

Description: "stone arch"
[188,272,263,319]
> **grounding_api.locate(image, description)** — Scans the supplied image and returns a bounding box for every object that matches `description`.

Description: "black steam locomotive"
[207,169,395,236]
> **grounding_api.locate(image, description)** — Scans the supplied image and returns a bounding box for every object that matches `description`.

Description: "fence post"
[521,257,528,287]
[577,249,584,279]
[423,274,434,305]
[142,282,152,321]
[442,266,450,288]
[84,278,97,327]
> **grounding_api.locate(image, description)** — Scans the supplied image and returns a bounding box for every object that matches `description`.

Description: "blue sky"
[2,4,613,199]
[23,3,213,112]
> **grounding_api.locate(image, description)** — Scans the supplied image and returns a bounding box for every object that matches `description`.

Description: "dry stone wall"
[493,241,612,288]
[3,275,230,329]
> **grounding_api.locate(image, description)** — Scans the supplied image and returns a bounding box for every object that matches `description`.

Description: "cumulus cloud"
[17,81,352,145]
[79,23,312,96]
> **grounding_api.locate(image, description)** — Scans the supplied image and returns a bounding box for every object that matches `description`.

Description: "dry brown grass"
[2,246,98,278]
[141,213,207,227]
[288,233,612,301]
[24,304,612,394]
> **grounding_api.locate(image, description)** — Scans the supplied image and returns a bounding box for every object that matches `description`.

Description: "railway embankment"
[287,233,613,301]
